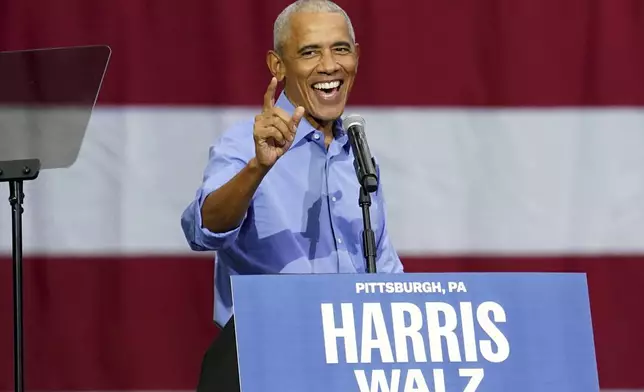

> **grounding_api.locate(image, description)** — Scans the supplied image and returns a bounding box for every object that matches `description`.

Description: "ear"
[266,50,286,82]
[354,42,360,72]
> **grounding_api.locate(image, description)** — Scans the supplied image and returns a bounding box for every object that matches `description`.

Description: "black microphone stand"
[359,186,378,274]
[354,158,378,274]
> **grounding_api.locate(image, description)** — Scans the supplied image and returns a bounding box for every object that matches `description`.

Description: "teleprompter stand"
[0,159,39,392]
[0,45,111,392]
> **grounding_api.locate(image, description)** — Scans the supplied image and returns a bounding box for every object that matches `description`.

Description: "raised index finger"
[263,77,278,111]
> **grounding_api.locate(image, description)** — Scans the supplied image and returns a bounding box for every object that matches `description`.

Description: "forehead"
[285,12,351,49]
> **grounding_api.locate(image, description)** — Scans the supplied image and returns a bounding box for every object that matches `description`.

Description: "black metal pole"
[359,186,378,274]
[9,180,24,392]
[1,159,42,392]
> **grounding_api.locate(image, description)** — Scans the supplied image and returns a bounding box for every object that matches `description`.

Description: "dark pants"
[196,316,240,392]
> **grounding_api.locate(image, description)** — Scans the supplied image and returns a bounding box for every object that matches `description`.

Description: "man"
[181,0,403,390]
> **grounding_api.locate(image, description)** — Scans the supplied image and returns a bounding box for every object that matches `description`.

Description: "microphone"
[343,113,379,274]
[343,114,378,193]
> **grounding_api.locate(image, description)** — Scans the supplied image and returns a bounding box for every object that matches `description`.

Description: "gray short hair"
[273,0,356,55]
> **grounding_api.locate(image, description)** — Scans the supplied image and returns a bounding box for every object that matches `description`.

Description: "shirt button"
[337,238,343,244]
[313,133,320,140]
[331,196,337,202]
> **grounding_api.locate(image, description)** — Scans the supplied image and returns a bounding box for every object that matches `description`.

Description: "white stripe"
[1,106,644,255]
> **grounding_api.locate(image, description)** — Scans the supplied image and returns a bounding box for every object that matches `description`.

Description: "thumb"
[291,106,305,129]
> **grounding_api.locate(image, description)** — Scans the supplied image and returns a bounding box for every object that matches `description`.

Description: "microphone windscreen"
[343,113,365,130]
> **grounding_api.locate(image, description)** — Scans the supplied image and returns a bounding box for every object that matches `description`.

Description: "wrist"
[248,157,271,176]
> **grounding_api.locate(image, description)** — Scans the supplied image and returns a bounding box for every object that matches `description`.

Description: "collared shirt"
[181,92,404,327]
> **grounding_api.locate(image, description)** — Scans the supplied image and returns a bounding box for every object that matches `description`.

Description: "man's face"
[277,12,359,124]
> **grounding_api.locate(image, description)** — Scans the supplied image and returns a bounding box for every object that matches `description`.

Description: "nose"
[317,50,340,74]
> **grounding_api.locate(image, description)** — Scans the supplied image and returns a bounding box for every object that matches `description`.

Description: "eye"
[334,47,351,54]
[301,50,317,58]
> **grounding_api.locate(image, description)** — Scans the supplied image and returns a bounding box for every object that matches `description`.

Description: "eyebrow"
[297,41,353,54]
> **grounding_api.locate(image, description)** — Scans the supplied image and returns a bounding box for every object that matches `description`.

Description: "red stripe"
[0,255,639,389]
[1,0,644,106]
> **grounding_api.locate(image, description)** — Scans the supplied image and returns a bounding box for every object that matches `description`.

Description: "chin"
[310,106,345,122]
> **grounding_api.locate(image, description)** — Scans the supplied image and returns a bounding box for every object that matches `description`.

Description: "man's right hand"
[253,77,305,169]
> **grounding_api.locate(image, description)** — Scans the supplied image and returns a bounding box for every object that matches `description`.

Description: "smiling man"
[181,0,403,390]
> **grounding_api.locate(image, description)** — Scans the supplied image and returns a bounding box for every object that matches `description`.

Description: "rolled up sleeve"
[181,125,253,252]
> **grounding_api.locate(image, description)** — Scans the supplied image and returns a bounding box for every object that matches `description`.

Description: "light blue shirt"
[181,92,404,327]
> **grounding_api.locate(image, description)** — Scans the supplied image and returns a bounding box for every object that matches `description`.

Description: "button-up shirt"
[181,92,404,327]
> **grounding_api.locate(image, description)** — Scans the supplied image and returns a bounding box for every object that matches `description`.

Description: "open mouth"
[311,80,344,100]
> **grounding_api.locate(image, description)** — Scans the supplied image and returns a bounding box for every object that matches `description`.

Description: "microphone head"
[343,113,365,130]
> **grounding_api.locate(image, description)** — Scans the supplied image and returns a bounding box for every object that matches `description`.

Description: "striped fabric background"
[1,0,644,390]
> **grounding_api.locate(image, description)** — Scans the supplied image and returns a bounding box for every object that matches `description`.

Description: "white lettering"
[447,281,467,292]
[477,302,510,363]
[321,303,358,364]
[322,301,510,365]
[391,302,427,363]
[460,368,484,391]
[355,369,400,392]
[354,282,453,294]
[361,303,395,363]
[459,302,478,362]
[402,369,429,392]
[432,369,446,392]
[354,369,449,392]
[425,302,461,362]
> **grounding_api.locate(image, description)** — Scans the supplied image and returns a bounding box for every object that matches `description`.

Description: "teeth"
[313,80,341,90]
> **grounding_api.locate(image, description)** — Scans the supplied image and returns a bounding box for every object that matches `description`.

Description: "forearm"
[200,157,269,233]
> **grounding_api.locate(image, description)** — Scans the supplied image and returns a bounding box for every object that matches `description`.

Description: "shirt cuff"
[182,188,244,251]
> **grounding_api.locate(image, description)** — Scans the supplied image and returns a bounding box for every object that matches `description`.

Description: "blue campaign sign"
[230,273,599,392]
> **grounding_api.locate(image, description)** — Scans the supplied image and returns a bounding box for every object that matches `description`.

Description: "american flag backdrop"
[1,0,643,390]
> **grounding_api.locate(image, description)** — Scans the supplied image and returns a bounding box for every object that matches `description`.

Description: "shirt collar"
[275,91,350,150]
